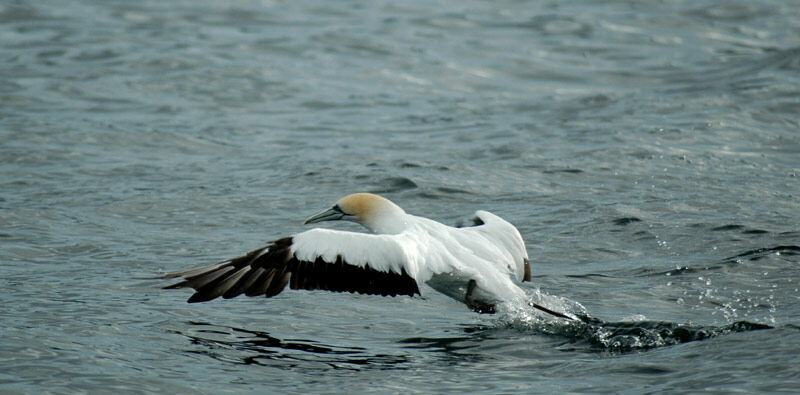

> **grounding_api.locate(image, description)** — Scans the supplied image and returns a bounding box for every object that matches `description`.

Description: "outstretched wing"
[160,229,421,303]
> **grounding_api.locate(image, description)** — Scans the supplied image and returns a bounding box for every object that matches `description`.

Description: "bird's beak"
[304,206,345,224]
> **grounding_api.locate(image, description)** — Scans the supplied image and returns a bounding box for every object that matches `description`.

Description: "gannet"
[161,193,568,317]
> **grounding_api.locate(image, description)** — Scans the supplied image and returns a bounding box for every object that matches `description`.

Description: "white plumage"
[161,193,535,314]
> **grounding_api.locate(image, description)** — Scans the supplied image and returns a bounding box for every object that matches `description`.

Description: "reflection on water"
[176,314,773,370]
[174,322,410,371]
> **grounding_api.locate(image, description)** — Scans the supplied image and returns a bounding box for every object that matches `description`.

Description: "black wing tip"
[531,303,575,321]
[187,293,217,303]
[159,240,293,302]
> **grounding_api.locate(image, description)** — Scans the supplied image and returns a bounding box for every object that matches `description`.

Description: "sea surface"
[2,0,799,393]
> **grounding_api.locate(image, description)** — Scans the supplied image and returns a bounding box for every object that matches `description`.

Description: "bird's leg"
[465,279,496,314]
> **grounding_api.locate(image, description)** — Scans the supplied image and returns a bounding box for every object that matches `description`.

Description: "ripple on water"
[368,177,418,193]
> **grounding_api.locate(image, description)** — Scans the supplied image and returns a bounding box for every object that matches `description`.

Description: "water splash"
[664,245,797,326]
[495,290,773,352]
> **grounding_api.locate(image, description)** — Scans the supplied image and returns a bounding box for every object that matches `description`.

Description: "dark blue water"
[2,0,799,392]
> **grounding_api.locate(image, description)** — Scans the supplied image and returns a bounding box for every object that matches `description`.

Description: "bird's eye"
[332,204,345,214]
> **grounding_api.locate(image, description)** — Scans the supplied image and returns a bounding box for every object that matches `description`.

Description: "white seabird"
[161,193,570,317]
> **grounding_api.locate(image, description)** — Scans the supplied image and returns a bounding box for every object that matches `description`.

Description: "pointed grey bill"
[304,206,345,224]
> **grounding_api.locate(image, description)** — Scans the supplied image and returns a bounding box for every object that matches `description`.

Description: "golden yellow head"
[335,193,391,221]
[304,193,406,233]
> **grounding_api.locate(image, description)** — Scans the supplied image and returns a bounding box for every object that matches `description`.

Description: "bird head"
[304,193,406,234]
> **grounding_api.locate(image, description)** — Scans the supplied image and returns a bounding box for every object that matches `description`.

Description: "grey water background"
[2,0,799,392]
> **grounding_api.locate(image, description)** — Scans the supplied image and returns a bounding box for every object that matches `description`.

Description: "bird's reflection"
[171,316,773,370]
[173,321,412,371]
